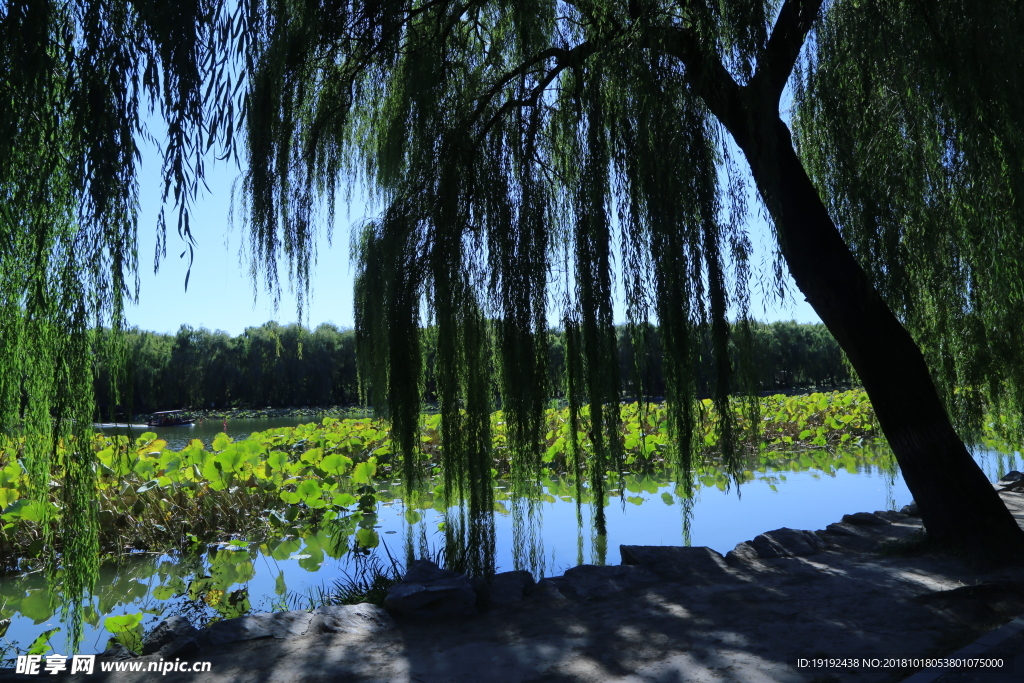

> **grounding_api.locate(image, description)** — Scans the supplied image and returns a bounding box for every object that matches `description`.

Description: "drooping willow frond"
[0,0,234,650]
[240,0,768,547]
[793,0,1024,447]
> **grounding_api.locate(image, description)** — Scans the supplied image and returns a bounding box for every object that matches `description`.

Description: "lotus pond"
[0,391,1020,661]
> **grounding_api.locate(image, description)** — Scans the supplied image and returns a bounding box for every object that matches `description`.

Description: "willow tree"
[0,0,235,649]
[233,0,1024,562]
[7,1,1024,652]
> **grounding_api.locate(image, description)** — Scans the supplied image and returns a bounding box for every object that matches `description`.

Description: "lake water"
[2,424,1021,661]
[94,417,322,452]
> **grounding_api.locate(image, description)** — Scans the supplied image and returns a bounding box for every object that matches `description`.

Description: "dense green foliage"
[94,323,360,414]
[238,0,794,528]
[613,319,851,401]
[228,0,1024,560]
[1,390,882,570]
[7,0,1024,650]
[94,319,851,413]
[1,386,919,658]
[1,0,155,648]
[793,0,1024,449]
[1,0,248,649]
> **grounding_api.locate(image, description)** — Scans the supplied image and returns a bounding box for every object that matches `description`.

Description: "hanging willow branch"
[1,0,235,651]
[792,0,1024,448]
[239,0,767,550]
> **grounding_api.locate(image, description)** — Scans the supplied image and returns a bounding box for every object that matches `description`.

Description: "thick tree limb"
[470,41,597,138]
[659,0,1024,564]
[749,0,823,105]
[656,25,749,133]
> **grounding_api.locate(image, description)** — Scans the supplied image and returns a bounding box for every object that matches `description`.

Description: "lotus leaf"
[355,527,379,548]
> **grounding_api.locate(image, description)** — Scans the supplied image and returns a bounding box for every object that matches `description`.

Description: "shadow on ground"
[11,491,1024,683]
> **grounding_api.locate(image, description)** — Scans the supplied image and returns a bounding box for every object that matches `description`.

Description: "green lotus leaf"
[19,591,54,624]
[133,459,156,479]
[215,448,246,473]
[331,492,356,508]
[268,537,302,561]
[300,447,324,464]
[0,488,18,508]
[355,527,379,548]
[298,548,325,571]
[104,612,143,633]
[152,585,177,601]
[321,453,352,475]
[2,499,56,524]
[350,458,377,485]
[296,479,322,500]
[27,627,61,656]
[267,451,290,470]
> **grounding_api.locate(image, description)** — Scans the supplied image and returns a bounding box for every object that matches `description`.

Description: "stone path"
[7,484,1024,682]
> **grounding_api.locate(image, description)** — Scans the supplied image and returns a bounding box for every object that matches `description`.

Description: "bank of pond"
[0,390,1019,661]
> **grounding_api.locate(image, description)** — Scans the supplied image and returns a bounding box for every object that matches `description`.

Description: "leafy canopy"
[792,0,1024,447]
[5,0,1024,644]
[239,0,779,541]
[1,0,237,650]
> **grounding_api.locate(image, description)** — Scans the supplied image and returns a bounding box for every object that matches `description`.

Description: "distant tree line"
[94,320,853,415]
[94,322,360,415]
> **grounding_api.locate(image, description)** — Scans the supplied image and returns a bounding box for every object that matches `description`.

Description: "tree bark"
[720,104,1024,563]
[770,119,1023,561]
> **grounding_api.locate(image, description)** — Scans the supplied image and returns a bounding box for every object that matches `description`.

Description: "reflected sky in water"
[2,445,1020,660]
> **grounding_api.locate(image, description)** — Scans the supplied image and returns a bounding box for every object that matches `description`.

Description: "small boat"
[147,410,195,427]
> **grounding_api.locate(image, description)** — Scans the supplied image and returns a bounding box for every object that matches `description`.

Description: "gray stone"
[268,610,316,638]
[900,501,920,516]
[98,643,138,661]
[750,528,826,558]
[558,564,659,599]
[142,616,200,657]
[820,522,882,553]
[478,570,536,606]
[620,545,733,584]
[842,511,891,526]
[206,610,313,646]
[309,603,395,635]
[725,541,763,567]
[824,522,868,537]
[403,559,460,583]
[534,578,568,603]
[384,560,477,617]
[873,510,908,522]
[998,471,1024,490]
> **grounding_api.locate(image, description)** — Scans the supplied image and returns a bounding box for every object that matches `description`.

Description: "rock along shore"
[11,476,1024,683]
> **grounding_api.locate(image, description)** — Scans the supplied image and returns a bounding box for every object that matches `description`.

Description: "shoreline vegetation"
[132,404,373,423]
[94,320,854,421]
[0,390,1021,662]
[0,389,1018,575]
[128,383,855,423]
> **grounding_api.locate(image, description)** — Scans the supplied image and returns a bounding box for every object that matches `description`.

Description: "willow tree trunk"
[716,97,1024,561]
[661,0,1024,562]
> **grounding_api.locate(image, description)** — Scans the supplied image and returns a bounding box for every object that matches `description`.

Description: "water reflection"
[0,444,1019,660]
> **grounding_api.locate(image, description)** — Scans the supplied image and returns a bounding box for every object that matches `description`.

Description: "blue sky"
[124,130,823,337]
